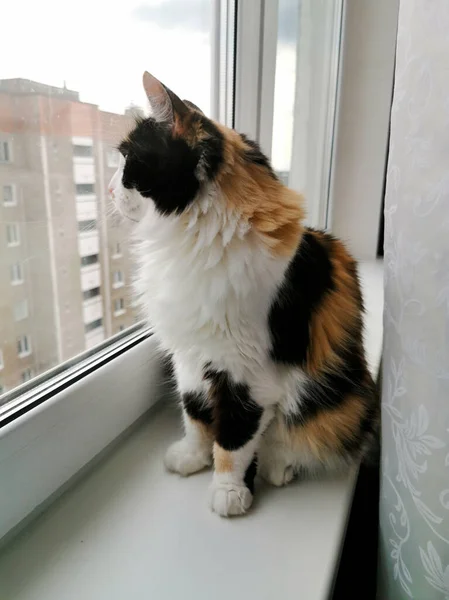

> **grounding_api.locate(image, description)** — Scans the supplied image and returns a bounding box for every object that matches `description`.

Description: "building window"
[0,139,12,163]
[113,270,124,288]
[107,149,120,168]
[10,262,23,285]
[113,242,122,257]
[83,287,101,301]
[17,335,31,357]
[114,298,125,315]
[14,299,29,322]
[21,368,34,383]
[3,184,16,206]
[75,183,95,195]
[80,254,99,267]
[0,349,4,370]
[85,318,103,333]
[73,144,93,158]
[78,219,97,232]
[6,223,20,246]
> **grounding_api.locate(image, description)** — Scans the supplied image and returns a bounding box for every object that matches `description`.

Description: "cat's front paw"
[164,439,212,476]
[209,481,253,517]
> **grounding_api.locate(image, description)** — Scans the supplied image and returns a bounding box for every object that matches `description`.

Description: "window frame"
[10,262,24,286]
[6,222,20,247]
[3,184,17,207]
[113,297,125,317]
[0,0,396,546]
[0,139,13,163]
[17,334,32,358]
[112,269,124,288]
[14,299,29,322]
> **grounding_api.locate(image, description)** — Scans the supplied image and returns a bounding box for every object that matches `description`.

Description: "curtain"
[378,0,449,598]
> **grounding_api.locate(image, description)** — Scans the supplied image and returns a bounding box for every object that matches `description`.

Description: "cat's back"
[268,227,365,376]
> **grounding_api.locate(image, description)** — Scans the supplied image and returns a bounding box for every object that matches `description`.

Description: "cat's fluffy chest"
[133,229,287,368]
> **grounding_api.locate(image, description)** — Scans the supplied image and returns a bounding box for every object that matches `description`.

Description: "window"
[6,223,20,246]
[0,349,3,370]
[76,183,95,195]
[3,184,16,206]
[113,270,124,288]
[0,0,215,403]
[21,368,34,383]
[17,335,31,357]
[114,298,125,315]
[85,318,103,333]
[0,139,11,162]
[10,262,23,285]
[81,254,99,267]
[78,220,97,232]
[83,287,101,301]
[107,149,120,168]
[73,145,93,158]
[271,0,342,228]
[14,299,29,322]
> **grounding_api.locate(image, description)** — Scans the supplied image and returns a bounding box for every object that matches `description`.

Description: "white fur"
[109,167,314,516]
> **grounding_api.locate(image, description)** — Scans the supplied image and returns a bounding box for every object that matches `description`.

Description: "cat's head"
[108,71,224,222]
[109,71,304,257]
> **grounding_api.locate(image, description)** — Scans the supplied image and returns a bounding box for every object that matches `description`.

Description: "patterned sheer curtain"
[378,0,449,598]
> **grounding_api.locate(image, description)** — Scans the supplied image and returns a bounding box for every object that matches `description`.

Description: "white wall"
[330,0,399,259]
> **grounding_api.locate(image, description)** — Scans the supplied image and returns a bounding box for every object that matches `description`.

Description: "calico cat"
[108,71,378,517]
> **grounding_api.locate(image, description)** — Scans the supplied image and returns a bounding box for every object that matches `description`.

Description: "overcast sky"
[1,0,297,170]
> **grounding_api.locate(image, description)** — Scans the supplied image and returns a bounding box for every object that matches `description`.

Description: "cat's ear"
[183,100,204,115]
[142,71,190,124]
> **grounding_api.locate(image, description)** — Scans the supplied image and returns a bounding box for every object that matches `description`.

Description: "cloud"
[132,0,211,33]
[133,0,298,44]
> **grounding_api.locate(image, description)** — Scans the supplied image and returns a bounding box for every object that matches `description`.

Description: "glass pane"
[271,0,342,227]
[0,0,214,404]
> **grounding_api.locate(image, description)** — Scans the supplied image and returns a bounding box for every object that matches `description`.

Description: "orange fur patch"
[215,125,305,258]
[306,234,363,376]
[214,444,234,473]
[291,395,367,460]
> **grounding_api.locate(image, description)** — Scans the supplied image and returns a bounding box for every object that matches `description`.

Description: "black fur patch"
[240,134,278,179]
[268,229,334,365]
[204,368,263,451]
[119,114,224,216]
[183,391,213,425]
[244,457,258,494]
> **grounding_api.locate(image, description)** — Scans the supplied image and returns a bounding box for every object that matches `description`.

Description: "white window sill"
[10,281,23,286]
[3,203,17,208]
[0,263,383,600]
[112,282,124,289]
[111,253,123,260]
[18,351,32,359]
[113,309,126,317]
[7,243,20,248]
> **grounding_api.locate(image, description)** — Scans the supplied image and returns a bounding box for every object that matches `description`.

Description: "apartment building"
[0,79,139,398]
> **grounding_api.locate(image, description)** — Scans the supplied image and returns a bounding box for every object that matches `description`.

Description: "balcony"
[80,264,101,291]
[76,200,98,221]
[85,327,105,350]
[73,163,95,185]
[82,297,103,324]
[73,155,94,166]
[78,231,99,257]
